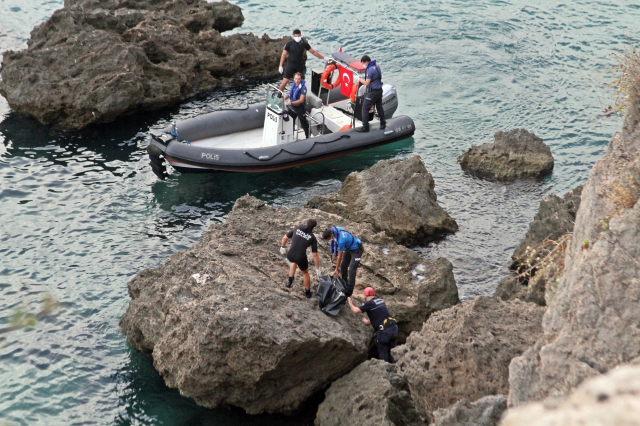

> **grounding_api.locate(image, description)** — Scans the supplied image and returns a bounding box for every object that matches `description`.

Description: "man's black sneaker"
[355,127,369,133]
[380,125,386,130]
[285,280,292,288]
[305,289,312,299]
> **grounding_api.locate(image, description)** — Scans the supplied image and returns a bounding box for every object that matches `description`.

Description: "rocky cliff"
[507,121,640,406]
[120,194,459,414]
[0,0,285,129]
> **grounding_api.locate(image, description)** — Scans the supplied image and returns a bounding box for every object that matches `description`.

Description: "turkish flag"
[339,65,354,97]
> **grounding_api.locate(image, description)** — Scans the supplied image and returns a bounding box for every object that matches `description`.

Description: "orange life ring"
[350,82,360,102]
[321,63,341,90]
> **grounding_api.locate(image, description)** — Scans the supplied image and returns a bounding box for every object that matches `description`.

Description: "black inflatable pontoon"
[147,52,415,178]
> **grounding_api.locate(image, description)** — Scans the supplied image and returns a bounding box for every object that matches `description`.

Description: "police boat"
[147,50,415,178]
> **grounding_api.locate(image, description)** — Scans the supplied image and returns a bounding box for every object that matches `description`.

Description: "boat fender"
[338,125,352,131]
[350,82,359,102]
[321,62,341,90]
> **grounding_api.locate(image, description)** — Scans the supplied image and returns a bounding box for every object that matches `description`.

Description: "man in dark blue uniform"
[348,287,398,363]
[281,219,321,298]
[322,226,363,296]
[284,72,310,139]
[278,29,325,92]
[356,55,386,133]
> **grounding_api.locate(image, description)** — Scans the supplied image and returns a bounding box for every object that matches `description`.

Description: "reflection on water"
[1,0,639,424]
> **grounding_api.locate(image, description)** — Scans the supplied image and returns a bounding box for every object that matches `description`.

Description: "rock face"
[501,365,640,426]
[433,395,507,426]
[508,124,640,407]
[307,156,458,245]
[494,185,583,307]
[0,0,285,130]
[394,297,543,413]
[458,129,554,180]
[120,195,459,414]
[315,359,426,426]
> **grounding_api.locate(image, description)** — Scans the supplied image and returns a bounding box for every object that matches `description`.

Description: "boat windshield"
[266,89,284,114]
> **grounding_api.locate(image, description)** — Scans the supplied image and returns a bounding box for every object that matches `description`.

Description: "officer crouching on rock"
[348,287,398,363]
[281,219,321,298]
[321,226,363,297]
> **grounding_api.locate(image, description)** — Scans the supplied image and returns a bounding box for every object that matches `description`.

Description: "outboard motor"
[381,85,398,118]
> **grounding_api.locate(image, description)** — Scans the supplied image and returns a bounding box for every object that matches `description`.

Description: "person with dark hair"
[281,219,320,298]
[283,72,310,139]
[347,287,398,363]
[278,29,325,92]
[356,55,386,133]
[321,226,363,296]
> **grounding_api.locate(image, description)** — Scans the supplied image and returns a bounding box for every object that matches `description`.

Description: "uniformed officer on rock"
[322,226,363,297]
[356,55,386,133]
[281,219,321,298]
[348,287,398,363]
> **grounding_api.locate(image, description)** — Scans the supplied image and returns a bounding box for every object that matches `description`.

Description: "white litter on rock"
[191,273,210,284]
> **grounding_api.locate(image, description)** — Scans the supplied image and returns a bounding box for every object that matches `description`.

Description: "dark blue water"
[1,0,638,424]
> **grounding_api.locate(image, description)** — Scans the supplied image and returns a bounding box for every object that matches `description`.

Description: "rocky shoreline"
[121,109,640,424]
[0,0,286,130]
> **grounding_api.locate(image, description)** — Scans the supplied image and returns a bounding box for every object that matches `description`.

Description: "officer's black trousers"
[376,325,398,363]
[288,105,309,138]
[340,245,364,296]
[361,88,386,130]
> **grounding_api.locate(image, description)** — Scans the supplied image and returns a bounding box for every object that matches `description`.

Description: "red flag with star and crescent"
[339,65,354,97]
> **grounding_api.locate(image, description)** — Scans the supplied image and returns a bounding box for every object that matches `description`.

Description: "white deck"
[191,128,265,149]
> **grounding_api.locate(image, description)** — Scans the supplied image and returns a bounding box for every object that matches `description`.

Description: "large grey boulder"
[501,365,640,426]
[315,359,427,426]
[307,156,458,245]
[458,129,554,180]
[0,0,284,130]
[507,125,640,407]
[120,195,459,414]
[433,395,507,426]
[394,297,543,413]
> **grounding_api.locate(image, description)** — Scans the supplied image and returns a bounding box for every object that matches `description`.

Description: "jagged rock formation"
[433,395,507,426]
[494,185,583,306]
[508,123,640,406]
[458,129,554,180]
[307,156,458,245]
[120,195,459,414]
[315,359,427,426]
[0,0,285,129]
[394,297,543,413]
[501,365,640,425]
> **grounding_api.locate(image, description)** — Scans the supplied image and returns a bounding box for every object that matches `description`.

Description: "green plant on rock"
[517,234,572,302]
[600,216,610,231]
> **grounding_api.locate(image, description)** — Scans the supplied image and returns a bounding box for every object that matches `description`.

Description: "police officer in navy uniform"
[278,29,325,92]
[321,226,364,296]
[284,72,310,139]
[356,55,386,133]
[348,287,398,363]
[281,219,321,298]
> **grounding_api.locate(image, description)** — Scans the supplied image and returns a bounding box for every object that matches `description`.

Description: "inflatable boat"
[147,51,415,178]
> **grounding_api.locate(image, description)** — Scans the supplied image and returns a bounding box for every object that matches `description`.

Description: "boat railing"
[308,109,326,137]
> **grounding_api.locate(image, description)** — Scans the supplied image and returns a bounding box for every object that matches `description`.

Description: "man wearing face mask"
[278,29,325,92]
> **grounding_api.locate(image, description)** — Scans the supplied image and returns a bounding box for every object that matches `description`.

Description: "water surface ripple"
[1,0,638,424]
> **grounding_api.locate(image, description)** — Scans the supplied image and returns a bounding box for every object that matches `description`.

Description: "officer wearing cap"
[355,55,386,133]
[347,287,398,363]
[278,29,325,93]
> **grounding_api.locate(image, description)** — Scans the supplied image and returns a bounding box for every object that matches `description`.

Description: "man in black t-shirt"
[280,218,321,298]
[348,287,398,363]
[278,29,325,92]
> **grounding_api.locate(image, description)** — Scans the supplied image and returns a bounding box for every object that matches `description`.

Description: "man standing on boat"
[284,72,310,139]
[281,219,321,298]
[322,226,363,297]
[356,55,386,133]
[278,29,325,92]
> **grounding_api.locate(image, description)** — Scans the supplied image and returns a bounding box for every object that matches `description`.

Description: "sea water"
[1,0,639,424]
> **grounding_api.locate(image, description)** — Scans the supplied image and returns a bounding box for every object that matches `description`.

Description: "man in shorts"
[280,219,321,298]
[278,29,325,93]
